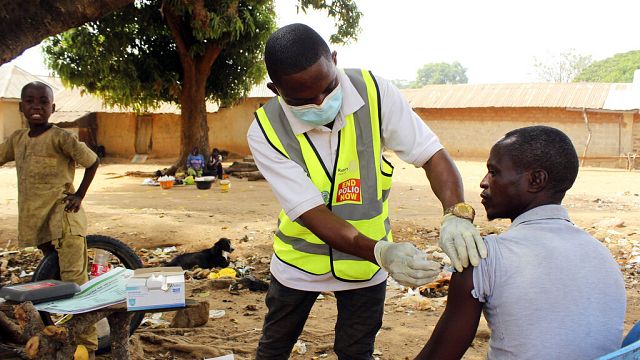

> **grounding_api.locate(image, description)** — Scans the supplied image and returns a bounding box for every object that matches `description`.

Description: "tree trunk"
[176,61,211,171]
[162,1,222,174]
[0,0,134,65]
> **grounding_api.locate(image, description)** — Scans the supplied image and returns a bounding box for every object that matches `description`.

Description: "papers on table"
[35,267,133,314]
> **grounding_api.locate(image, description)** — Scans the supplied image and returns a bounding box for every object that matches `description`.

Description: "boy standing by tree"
[0,81,100,357]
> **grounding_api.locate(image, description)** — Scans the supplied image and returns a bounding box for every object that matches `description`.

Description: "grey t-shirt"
[473,205,626,360]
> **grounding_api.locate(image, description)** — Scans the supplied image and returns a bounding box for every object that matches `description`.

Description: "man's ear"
[331,50,337,65]
[52,103,56,113]
[19,102,23,113]
[267,82,279,96]
[527,169,548,193]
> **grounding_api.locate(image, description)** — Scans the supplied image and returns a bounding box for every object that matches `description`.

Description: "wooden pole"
[581,108,592,167]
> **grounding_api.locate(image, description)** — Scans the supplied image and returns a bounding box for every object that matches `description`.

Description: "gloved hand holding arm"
[299,205,440,286]
[422,149,487,272]
[439,214,486,272]
[374,241,441,287]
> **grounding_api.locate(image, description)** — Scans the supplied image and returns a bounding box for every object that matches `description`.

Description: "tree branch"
[161,0,192,66]
[0,0,134,65]
[197,44,222,84]
[184,0,210,30]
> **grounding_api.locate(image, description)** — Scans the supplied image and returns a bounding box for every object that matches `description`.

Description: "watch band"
[444,202,475,222]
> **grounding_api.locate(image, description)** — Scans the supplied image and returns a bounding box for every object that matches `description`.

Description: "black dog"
[166,238,234,270]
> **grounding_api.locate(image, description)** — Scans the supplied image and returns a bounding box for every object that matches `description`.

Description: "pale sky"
[9,0,640,84]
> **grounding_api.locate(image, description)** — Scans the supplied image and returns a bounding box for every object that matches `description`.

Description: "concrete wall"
[93,103,640,169]
[207,98,265,155]
[150,114,181,157]
[0,101,22,142]
[94,98,266,159]
[96,113,137,157]
[416,107,628,166]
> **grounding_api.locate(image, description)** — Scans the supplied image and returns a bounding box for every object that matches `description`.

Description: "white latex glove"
[439,214,487,272]
[374,241,441,287]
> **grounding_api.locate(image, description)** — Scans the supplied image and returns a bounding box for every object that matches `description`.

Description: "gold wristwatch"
[444,202,475,222]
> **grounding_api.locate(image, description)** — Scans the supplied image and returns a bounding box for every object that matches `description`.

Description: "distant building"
[401,71,640,168]
[2,64,639,168]
[0,64,272,158]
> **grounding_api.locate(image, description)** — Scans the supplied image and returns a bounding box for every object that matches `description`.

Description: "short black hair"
[21,81,53,99]
[496,126,579,193]
[264,23,331,83]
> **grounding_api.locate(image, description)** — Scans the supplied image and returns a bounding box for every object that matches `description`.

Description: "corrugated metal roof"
[49,111,91,124]
[52,81,273,114]
[401,83,622,109]
[0,64,60,100]
[53,87,220,114]
[0,65,271,115]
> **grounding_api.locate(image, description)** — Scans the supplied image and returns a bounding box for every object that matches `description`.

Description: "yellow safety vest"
[254,69,394,282]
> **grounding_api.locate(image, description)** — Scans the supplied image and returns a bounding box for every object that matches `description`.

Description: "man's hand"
[439,214,487,272]
[374,241,441,287]
[62,192,83,212]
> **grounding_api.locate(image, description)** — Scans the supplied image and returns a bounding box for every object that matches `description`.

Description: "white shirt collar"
[278,69,365,135]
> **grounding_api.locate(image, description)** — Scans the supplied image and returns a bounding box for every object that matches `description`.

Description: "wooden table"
[0,299,200,360]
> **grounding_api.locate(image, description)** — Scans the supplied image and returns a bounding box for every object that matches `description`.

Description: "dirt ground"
[1,154,639,360]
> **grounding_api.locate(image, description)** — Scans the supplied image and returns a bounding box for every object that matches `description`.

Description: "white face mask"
[286,84,343,127]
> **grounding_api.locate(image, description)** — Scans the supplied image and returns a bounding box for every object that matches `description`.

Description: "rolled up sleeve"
[472,235,498,303]
[376,75,443,167]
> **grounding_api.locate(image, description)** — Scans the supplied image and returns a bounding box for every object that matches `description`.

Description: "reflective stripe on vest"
[255,69,395,282]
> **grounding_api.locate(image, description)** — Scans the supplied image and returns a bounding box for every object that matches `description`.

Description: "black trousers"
[256,275,386,360]
[204,163,223,178]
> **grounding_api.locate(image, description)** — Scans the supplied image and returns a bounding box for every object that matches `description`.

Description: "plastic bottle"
[90,249,111,278]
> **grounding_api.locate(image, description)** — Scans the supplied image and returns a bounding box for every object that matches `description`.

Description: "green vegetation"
[532,50,592,83]
[414,61,468,86]
[44,0,361,167]
[574,50,640,82]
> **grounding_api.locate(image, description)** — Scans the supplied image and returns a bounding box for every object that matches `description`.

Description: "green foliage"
[414,62,468,87]
[43,0,361,112]
[296,0,361,44]
[532,50,592,83]
[44,0,275,111]
[574,50,640,83]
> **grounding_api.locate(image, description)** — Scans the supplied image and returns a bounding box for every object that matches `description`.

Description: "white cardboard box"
[125,267,185,311]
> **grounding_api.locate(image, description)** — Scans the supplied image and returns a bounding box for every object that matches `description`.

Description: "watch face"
[454,203,474,218]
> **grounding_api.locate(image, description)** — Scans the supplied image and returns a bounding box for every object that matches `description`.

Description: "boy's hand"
[62,192,83,212]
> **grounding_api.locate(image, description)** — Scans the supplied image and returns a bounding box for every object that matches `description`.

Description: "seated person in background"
[186,146,205,177]
[205,147,224,178]
[416,126,626,360]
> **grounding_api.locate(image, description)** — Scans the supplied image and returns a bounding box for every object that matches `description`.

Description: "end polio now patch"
[336,178,362,203]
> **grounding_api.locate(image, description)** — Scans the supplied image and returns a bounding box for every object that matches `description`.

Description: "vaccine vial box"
[125,267,185,311]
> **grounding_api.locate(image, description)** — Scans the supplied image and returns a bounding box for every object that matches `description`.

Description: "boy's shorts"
[38,213,98,351]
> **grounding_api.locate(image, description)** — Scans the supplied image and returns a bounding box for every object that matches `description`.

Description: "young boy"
[415,126,625,360]
[205,148,224,178]
[0,81,100,356]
